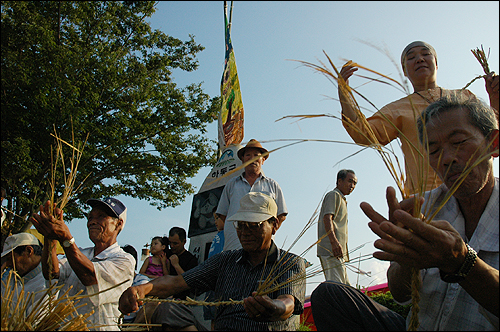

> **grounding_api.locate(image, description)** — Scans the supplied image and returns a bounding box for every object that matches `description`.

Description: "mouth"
[445,170,464,184]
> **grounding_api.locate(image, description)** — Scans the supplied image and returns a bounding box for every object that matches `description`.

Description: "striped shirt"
[182,242,306,331]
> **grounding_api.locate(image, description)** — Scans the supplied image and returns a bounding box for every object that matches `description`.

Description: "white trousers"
[319,255,350,286]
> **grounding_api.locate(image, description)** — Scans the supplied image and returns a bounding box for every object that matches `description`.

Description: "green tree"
[1,1,220,241]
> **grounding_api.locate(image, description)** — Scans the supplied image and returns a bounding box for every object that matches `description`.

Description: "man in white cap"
[119,192,305,331]
[1,232,49,315]
[30,197,135,331]
[216,138,288,251]
[338,41,499,195]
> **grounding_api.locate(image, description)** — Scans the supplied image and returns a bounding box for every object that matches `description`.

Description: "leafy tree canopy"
[1,1,220,237]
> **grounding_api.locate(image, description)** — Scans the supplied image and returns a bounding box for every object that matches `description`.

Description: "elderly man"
[31,197,135,331]
[311,93,499,330]
[1,233,50,315]
[339,41,499,195]
[216,139,288,251]
[119,192,305,331]
[317,169,357,284]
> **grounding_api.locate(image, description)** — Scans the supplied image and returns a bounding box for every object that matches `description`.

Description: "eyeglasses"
[233,220,265,231]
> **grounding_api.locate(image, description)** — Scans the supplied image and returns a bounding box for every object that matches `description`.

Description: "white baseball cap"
[1,233,40,258]
[227,192,277,223]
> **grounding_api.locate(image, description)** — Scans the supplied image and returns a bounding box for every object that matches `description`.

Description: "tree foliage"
[1,1,220,237]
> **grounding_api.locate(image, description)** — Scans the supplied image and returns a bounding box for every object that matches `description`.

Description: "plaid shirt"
[183,241,306,331]
[395,178,499,330]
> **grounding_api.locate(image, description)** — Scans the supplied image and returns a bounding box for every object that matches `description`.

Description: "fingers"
[119,287,140,315]
[244,292,280,321]
[386,187,401,225]
[339,64,358,82]
[485,72,499,94]
[360,201,387,225]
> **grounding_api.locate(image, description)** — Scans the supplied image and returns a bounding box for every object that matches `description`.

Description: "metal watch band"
[62,237,75,248]
[456,243,477,277]
[439,243,477,283]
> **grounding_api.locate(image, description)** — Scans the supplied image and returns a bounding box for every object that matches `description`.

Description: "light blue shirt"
[216,173,287,251]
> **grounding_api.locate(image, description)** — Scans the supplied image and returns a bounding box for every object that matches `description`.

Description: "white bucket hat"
[1,233,40,257]
[227,192,277,223]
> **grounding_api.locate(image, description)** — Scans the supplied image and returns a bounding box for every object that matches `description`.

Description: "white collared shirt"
[52,242,134,331]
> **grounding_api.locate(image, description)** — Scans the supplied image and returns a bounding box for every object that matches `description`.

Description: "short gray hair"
[417,92,498,145]
[337,169,355,182]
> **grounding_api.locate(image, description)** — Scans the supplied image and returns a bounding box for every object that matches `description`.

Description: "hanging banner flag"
[218,1,244,150]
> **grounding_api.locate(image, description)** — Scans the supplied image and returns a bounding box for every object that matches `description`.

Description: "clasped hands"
[30,200,71,242]
[364,187,466,273]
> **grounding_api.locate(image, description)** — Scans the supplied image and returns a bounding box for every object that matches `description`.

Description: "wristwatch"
[62,237,75,248]
[439,243,477,283]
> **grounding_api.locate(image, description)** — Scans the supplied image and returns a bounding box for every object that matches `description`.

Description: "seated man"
[31,197,135,331]
[311,93,499,330]
[119,192,306,331]
[1,233,52,316]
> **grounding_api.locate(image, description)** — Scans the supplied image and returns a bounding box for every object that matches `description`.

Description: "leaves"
[1,1,219,234]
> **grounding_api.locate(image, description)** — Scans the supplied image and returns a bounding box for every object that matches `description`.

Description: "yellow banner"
[218,4,244,149]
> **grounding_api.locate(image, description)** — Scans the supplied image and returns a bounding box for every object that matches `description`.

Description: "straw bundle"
[1,269,93,331]
[45,127,89,281]
[462,45,491,90]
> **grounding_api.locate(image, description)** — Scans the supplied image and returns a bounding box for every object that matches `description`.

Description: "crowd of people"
[1,40,499,331]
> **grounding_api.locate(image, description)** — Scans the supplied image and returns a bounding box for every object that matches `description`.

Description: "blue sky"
[62,1,499,295]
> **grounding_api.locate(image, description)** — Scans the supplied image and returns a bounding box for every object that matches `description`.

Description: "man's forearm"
[42,238,60,280]
[460,258,499,317]
[146,275,189,298]
[62,242,97,286]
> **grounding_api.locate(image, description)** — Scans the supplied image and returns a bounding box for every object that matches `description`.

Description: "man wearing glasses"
[119,192,305,331]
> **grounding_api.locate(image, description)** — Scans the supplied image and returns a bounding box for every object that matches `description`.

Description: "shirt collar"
[240,172,266,181]
[92,242,120,261]
[22,262,42,283]
[334,187,347,202]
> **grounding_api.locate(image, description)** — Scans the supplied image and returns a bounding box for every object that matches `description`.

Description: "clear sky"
[63,1,499,296]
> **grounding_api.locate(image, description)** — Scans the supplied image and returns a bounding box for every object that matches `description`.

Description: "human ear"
[116,219,124,232]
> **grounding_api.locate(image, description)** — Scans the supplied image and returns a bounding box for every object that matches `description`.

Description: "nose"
[415,53,425,62]
[440,146,459,169]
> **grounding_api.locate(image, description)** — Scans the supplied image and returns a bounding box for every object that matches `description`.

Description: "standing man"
[216,139,288,251]
[311,93,498,330]
[30,197,135,331]
[317,169,357,284]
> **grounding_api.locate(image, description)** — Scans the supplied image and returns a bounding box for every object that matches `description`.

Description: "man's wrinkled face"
[236,218,276,253]
[337,172,358,196]
[87,207,121,244]
[242,148,265,174]
[2,247,32,277]
[426,107,496,198]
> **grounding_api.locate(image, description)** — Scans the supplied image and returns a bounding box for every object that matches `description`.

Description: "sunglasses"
[233,220,266,231]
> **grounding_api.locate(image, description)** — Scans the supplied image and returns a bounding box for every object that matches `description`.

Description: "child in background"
[139,236,170,279]
[203,211,225,328]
